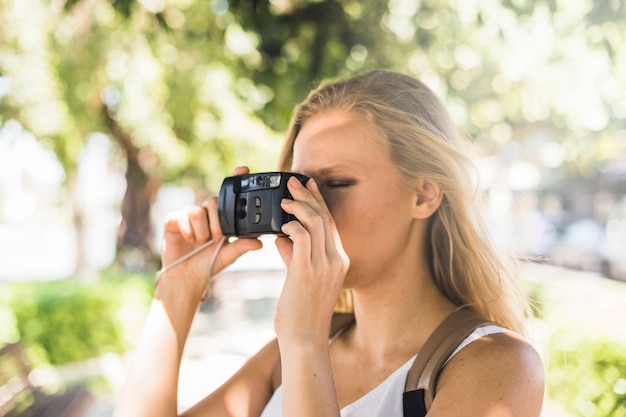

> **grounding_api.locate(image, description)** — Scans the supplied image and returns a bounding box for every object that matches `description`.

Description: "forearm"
[279,340,341,417]
[114,276,204,417]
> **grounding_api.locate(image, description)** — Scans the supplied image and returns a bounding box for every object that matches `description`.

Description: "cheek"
[327,200,349,230]
[334,194,412,259]
[331,199,378,247]
[319,190,345,219]
[322,194,349,232]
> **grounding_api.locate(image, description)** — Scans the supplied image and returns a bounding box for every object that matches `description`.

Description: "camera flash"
[269,174,281,188]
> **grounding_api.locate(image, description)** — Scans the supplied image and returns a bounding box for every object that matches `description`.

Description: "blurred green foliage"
[522,279,546,320]
[548,329,626,417]
[0,270,153,366]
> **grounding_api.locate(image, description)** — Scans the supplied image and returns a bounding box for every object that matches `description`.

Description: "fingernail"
[289,176,303,187]
[307,178,319,192]
[281,198,291,205]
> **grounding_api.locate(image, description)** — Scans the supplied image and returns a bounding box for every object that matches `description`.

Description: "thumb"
[211,238,263,275]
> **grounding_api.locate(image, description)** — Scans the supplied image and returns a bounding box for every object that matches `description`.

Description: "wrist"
[276,332,330,355]
[154,268,206,304]
[277,338,332,380]
[274,311,334,350]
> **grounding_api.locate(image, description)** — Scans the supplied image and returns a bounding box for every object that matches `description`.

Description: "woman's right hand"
[274,176,350,346]
[158,166,263,297]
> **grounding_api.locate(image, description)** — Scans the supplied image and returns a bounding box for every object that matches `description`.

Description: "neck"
[348,264,457,361]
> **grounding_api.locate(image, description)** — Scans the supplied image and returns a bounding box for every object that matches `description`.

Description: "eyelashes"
[323,180,355,189]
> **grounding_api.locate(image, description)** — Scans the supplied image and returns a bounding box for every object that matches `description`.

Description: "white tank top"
[260,325,509,417]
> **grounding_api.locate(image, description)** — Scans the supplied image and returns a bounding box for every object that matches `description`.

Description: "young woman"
[114,69,545,417]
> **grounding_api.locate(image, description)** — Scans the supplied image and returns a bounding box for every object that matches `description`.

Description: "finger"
[211,237,263,275]
[187,204,211,242]
[199,167,249,241]
[203,197,223,241]
[231,166,249,176]
[305,178,330,213]
[284,177,335,258]
[287,177,330,223]
[280,218,312,265]
[164,209,195,242]
[275,236,293,266]
[304,178,338,252]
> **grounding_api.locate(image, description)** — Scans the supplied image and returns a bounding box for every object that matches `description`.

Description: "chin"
[340,267,371,290]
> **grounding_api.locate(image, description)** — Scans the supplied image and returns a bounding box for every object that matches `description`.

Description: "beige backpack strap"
[270,312,356,391]
[403,308,495,413]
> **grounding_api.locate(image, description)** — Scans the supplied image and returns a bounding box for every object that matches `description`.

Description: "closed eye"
[325,180,355,188]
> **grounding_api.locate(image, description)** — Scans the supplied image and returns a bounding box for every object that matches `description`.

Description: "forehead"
[291,110,388,172]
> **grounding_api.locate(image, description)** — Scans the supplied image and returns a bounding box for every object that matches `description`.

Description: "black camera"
[218,172,309,237]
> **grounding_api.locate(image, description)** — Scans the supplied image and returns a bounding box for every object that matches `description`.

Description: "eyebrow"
[294,165,358,178]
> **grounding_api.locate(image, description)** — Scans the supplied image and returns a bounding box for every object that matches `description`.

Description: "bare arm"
[278,339,339,417]
[182,338,279,417]
[115,282,277,417]
[113,168,264,417]
[113,278,204,417]
[429,332,545,417]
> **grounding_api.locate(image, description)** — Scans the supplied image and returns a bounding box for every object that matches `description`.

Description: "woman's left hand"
[274,176,350,347]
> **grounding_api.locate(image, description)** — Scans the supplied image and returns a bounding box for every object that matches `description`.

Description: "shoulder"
[429,330,545,417]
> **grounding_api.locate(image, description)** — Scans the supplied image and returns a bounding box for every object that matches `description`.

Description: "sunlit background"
[1,0,625,416]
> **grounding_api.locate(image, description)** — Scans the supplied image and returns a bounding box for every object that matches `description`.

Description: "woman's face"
[291,109,421,287]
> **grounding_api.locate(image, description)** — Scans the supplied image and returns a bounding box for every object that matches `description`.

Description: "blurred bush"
[0,269,153,367]
[548,329,626,417]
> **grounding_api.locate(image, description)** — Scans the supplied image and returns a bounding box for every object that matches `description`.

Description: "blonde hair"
[278,69,532,335]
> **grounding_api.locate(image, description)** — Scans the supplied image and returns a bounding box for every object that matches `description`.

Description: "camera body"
[218,172,309,237]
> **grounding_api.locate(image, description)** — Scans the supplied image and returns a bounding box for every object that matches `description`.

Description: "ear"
[411,178,444,219]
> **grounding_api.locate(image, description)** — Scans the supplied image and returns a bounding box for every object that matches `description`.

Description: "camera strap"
[154,235,227,301]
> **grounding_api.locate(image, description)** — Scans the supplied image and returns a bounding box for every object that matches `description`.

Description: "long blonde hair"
[278,69,532,335]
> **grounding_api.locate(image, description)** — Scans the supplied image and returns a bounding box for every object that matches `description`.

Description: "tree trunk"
[69,177,99,283]
[102,105,161,270]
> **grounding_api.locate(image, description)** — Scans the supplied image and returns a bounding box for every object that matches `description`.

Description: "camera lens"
[237,198,247,219]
